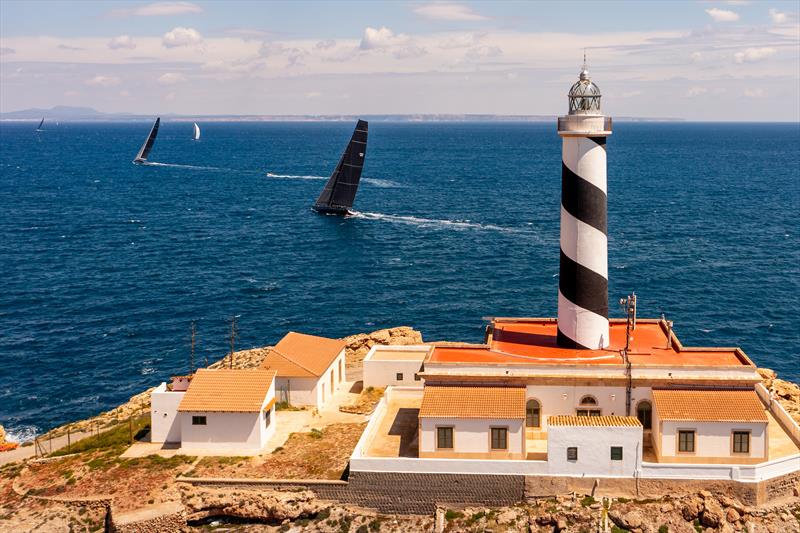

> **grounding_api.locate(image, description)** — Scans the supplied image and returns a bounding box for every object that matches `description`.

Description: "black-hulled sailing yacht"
[313,119,368,215]
[34,117,45,132]
[132,117,160,164]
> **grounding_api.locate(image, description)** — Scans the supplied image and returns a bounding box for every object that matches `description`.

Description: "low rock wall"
[112,511,186,533]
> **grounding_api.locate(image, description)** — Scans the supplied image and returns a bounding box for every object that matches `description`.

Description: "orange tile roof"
[652,389,768,422]
[178,369,276,413]
[259,331,346,378]
[419,385,526,419]
[426,319,751,368]
[549,415,642,427]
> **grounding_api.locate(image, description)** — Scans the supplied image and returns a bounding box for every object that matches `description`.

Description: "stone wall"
[761,469,800,502]
[112,511,186,533]
[179,472,525,514]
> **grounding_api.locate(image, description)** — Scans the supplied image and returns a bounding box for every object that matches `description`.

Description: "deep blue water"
[1,121,798,440]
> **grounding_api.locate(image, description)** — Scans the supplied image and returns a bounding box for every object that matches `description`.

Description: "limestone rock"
[726,507,741,523]
[0,424,5,444]
[701,498,724,528]
[610,509,643,530]
[180,485,322,522]
[682,497,703,521]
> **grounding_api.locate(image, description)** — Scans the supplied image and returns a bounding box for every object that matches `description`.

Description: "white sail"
[193,123,200,140]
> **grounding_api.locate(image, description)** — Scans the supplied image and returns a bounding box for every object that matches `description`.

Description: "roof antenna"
[618,292,637,352]
[190,321,196,374]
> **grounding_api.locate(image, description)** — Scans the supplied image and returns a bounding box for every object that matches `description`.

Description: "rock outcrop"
[180,485,324,522]
[341,326,423,366]
[759,367,800,425]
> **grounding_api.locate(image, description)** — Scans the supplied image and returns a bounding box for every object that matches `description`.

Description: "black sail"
[133,117,160,163]
[36,117,44,131]
[313,119,368,214]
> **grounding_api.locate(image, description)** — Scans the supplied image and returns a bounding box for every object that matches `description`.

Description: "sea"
[1,121,798,441]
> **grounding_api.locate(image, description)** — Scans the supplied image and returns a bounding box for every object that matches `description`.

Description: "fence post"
[67,427,71,453]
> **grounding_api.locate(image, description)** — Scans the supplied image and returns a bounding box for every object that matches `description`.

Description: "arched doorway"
[526,399,541,428]
[636,400,652,430]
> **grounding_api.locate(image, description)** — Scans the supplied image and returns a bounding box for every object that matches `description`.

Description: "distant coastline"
[1,105,682,123]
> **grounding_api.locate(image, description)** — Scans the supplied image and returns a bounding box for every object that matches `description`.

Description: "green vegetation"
[50,415,150,456]
[659,525,669,533]
[309,428,324,439]
[275,401,303,411]
[356,525,369,533]
[314,508,331,522]
[580,495,596,507]
[611,526,629,533]
[692,519,704,533]
[369,518,382,531]
[616,497,630,503]
[338,515,353,533]
[444,510,464,521]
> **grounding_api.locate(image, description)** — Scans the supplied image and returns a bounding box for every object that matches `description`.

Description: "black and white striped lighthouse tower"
[556,58,612,349]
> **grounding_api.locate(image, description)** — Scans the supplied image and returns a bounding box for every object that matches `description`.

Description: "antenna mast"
[229,315,237,369]
[190,321,196,374]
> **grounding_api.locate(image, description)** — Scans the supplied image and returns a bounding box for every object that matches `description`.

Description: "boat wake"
[350,211,536,235]
[144,162,227,171]
[266,172,327,180]
[266,173,402,187]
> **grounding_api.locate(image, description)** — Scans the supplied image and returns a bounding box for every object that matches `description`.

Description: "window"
[637,401,652,430]
[678,430,695,453]
[264,409,271,428]
[396,373,404,381]
[567,447,578,461]
[436,427,453,449]
[576,409,601,417]
[414,373,421,381]
[610,446,623,461]
[580,395,598,406]
[490,427,508,450]
[733,431,750,454]
[526,399,541,428]
[191,415,207,426]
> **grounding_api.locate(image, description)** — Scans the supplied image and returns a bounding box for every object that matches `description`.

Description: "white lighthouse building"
[556,60,612,349]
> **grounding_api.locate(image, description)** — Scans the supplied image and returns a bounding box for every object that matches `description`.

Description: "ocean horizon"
[1,120,798,441]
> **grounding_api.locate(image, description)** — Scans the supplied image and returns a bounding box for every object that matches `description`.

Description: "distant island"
[0,105,682,123]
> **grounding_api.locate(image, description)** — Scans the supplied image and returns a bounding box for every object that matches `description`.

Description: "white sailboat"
[192,122,200,141]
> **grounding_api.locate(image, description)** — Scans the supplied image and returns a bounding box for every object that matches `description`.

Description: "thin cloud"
[768,9,788,25]
[109,2,203,17]
[58,44,85,51]
[108,35,136,50]
[360,26,408,50]
[705,8,740,22]
[413,2,488,22]
[85,75,121,87]
[157,72,187,85]
[734,47,777,63]
[685,86,708,97]
[162,27,203,48]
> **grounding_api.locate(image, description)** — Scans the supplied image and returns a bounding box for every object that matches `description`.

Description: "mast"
[313,119,368,214]
[133,117,161,163]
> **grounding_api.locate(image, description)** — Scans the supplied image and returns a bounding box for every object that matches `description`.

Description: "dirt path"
[0,430,92,466]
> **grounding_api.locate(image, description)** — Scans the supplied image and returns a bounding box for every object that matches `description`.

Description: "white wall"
[525,385,644,430]
[275,349,346,410]
[179,379,276,453]
[419,418,524,456]
[547,425,642,477]
[659,421,767,459]
[364,359,424,389]
[150,383,185,443]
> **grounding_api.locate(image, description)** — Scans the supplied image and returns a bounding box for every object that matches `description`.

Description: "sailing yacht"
[34,117,45,132]
[312,119,369,216]
[133,117,160,164]
[192,123,200,141]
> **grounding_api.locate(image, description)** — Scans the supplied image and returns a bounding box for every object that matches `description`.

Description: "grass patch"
[611,527,629,533]
[659,525,669,533]
[444,510,463,521]
[692,519,704,533]
[580,495,596,507]
[309,428,324,439]
[275,401,303,411]
[616,497,630,503]
[50,415,150,456]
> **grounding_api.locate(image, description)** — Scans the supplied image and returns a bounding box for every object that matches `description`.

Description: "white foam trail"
[145,162,226,171]
[363,177,403,188]
[350,211,536,235]
[266,172,326,180]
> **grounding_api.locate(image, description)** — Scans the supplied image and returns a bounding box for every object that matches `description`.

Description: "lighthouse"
[556,59,612,349]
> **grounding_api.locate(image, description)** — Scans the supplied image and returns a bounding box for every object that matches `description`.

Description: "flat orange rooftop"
[427,319,753,368]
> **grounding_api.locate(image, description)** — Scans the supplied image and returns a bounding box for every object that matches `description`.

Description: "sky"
[1,1,799,121]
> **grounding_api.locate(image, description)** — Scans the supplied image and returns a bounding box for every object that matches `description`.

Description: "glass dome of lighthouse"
[568,56,601,115]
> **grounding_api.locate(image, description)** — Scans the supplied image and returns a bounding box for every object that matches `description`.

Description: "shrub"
[444,510,463,521]
[310,428,324,439]
[356,525,369,533]
[580,495,596,507]
[659,525,669,533]
[369,519,381,531]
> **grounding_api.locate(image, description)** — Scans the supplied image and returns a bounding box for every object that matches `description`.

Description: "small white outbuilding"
[151,368,277,454]
[259,331,347,410]
[363,345,429,389]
